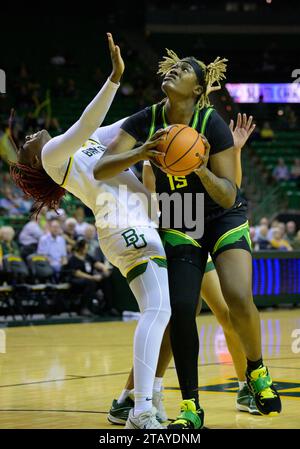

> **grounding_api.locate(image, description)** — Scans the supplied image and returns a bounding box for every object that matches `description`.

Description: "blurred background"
[0,0,300,323]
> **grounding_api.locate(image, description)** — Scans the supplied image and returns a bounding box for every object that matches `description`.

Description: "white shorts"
[98,226,166,277]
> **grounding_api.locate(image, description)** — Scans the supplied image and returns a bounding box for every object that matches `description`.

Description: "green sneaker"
[246,366,281,416]
[107,397,134,425]
[236,384,260,415]
[167,399,204,429]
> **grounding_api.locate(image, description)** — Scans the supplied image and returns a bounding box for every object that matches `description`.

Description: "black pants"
[165,243,207,406]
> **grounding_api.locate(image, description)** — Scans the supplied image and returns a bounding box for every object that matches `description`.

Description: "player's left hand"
[107,32,125,84]
[230,113,256,150]
[194,134,210,175]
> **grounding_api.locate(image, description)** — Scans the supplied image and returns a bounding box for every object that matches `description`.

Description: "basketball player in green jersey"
[94,50,282,428]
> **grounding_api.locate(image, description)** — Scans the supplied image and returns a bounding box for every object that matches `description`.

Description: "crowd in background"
[0,204,117,317]
[250,217,300,252]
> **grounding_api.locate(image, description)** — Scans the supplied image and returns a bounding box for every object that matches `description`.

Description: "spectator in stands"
[267,219,280,240]
[66,238,105,316]
[277,222,287,239]
[254,216,269,240]
[84,224,98,259]
[286,221,297,244]
[260,217,270,227]
[63,217,78,254]
[0,185,30,216]
[73,205,89,236]
[46,208,67,225]
[0,226,20,256]
[83,227,115,314]
[272,158,290,181]
[290,158,300,181]
[18,213,44,259]
[260,121,274,141]
[37,219,67,278]
[292,230,300,250]
[270,227,292,251]
[255,224,271,250]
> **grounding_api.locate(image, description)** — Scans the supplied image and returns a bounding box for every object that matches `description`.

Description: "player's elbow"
[223,197,235,209]
[223,183,237,209]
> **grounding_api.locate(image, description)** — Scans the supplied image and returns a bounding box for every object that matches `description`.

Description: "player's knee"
[160,301,172,324]
[224,288,253,317]
[214,306,231,331]
[144,302,171,327]
[161,307,171,328]
[170,298,195,324]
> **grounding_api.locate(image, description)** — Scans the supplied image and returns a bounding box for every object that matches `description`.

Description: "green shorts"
[159,205,251,269]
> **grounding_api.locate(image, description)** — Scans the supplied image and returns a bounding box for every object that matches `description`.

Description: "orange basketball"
[155,124,205,176]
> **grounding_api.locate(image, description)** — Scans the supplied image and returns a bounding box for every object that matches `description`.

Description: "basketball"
[155,124,205,176]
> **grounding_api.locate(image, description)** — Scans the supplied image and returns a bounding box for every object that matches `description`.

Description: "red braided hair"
[8,109,66,216]
[10,162,66,216]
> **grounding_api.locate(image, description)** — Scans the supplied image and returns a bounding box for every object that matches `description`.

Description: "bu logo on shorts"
[122,229,147,249]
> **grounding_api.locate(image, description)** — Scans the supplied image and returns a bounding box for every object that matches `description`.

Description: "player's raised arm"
[42,33,124,166]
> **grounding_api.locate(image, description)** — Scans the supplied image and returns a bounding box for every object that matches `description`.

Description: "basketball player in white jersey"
[10,33,171,429]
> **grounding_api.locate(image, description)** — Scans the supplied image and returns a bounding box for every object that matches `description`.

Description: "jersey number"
[167,174,188,191]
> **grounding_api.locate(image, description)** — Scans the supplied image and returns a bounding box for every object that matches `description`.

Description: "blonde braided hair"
[158,49,228,109]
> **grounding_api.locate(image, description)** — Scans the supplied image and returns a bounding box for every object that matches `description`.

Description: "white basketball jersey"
[43,133,158,237]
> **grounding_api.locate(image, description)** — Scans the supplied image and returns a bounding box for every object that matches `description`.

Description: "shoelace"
[251,368,277,399]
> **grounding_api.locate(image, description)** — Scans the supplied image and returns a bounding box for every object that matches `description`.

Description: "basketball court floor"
[0,309,299,429]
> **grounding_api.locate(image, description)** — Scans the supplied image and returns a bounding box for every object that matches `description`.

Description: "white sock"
[117,389,131,404]
[153,377,163,393]
[238,381,247,391]
[129,260,171,417]
[134,393,152,416]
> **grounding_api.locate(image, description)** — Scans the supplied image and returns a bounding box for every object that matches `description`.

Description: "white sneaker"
[125,407,166,429]
[129,388,168,423]
[153,389,168,423]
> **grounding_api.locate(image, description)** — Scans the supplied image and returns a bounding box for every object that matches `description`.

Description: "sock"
[153,377,163,393]
[117,389,131,404]
[247,357,263,372]
[238,381,247,391]
[134,392,152,416]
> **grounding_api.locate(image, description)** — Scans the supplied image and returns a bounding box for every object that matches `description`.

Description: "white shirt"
[19,221,44,246]
[37,233,67,271]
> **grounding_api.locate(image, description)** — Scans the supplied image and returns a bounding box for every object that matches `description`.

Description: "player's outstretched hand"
[107,32,124,84]
[230,113,256,150]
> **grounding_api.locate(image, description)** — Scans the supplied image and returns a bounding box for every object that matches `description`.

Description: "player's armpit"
[104,129,137,155]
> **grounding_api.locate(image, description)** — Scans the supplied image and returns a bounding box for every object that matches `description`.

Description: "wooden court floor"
[0,309,299,429]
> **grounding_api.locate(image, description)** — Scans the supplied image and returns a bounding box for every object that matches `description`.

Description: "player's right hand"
[136,129,168,161]
[107,32,125,84]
